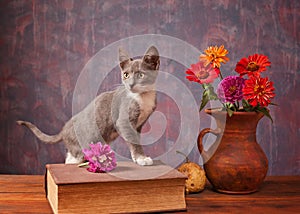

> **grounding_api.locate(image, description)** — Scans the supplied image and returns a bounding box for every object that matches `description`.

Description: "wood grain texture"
[45,162,187,213]
[180,176,300,213]
[47,172,186,213]
[0,175,52,214]
[0,0,299,175]
[0,175,299,213]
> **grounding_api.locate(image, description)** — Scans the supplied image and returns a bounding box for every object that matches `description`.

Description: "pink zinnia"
[82,142,117,173]
[217,76,245,104]
[186,61,220,84]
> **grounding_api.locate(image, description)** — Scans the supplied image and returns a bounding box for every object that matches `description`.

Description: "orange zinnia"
[235,54,271,77]
[243,75,275,107]
[199,45,229,68]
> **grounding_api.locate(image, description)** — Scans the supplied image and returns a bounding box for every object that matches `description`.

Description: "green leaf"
[257,107,274,123]
[206,85,218,100]
[227,108,234,117]
[199,84,218,111]
[242,99,254,112]
[242,99,249,108]
[200,90,209,111]
[229,103,235,110]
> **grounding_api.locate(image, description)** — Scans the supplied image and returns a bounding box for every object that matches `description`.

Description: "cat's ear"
[142,46,160,70]
[119,47,132,70]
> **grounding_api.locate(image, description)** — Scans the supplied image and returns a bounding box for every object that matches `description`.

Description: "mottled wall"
[0,0,299,175]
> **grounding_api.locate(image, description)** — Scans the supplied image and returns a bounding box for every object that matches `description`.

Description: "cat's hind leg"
[65,152,83,164]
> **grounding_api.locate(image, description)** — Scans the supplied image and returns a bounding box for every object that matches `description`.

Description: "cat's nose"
[129,83,135,89]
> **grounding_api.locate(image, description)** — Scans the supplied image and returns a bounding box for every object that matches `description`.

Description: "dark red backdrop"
[0,0,299,175]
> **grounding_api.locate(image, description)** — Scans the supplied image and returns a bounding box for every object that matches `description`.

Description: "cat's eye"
[138,72,145,79]
[123,72,130,79]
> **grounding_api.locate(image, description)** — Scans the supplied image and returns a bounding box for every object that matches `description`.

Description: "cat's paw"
[136,156,153,166]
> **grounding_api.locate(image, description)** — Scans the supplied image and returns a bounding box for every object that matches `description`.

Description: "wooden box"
[45,161,187,213]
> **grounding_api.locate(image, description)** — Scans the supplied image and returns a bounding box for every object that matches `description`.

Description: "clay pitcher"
[198,108,268,194]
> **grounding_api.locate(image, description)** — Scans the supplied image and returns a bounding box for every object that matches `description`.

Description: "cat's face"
[119,46,160,94]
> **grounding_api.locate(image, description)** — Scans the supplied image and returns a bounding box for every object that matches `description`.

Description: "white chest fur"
[129,91,156,127]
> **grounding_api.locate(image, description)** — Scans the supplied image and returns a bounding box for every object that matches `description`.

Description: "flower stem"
[235,101,240,110]
[176,151,190,163]
[219,72,224,80]
[78,162,89,167]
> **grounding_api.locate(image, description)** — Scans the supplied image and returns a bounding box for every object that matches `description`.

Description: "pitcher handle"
[197,128,221,154]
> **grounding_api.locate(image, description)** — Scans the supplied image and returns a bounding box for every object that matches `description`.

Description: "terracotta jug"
[198,108,268,194]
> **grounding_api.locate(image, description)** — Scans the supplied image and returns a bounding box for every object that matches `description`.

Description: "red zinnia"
[235,54,271,77]
[186,61,220,84]
[243,75,275,107]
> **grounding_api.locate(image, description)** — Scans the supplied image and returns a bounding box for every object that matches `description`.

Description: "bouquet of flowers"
[185,45,276,121]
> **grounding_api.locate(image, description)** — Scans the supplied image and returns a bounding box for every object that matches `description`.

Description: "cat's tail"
[16,120,62,144]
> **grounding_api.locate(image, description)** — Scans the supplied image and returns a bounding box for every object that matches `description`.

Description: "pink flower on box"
[82,142,117,173]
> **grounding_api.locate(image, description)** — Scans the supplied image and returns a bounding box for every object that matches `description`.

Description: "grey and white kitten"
[17,46,160,166]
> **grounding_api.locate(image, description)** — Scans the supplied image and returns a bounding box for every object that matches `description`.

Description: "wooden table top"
[0,175,299,213]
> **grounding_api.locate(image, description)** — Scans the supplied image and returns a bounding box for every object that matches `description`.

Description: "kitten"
[17,46,160,166]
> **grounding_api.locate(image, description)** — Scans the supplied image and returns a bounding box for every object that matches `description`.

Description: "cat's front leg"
[127,143,153,166]
[123,136,154,166]
[116,119,153,166]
